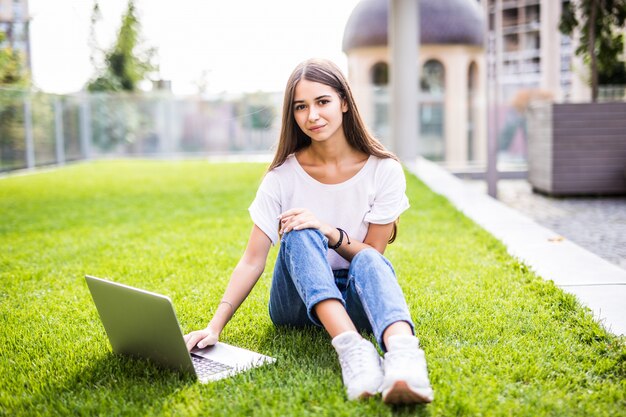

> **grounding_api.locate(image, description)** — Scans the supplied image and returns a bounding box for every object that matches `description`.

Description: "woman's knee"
[350,248,395,279]
[281,228,327,250]
[352,247,387,268]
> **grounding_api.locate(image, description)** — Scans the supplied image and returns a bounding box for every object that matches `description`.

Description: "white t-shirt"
[248,154,410,270]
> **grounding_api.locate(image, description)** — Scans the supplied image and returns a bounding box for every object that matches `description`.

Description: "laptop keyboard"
[191,353,234,377]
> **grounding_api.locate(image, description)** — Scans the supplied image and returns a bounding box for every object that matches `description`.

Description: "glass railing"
[0,88,282,172]
[598,85,626,102]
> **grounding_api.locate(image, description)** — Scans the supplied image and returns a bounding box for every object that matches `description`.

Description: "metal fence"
[0,88,282,172]
[2,85,624,174]
[598,85,626,102]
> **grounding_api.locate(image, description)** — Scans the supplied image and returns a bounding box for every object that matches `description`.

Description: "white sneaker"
[331,331,383,400]
[381,334,434,404]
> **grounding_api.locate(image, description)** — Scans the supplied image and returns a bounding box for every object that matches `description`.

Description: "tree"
[0,32,29,87]
[0,32,31,170]
[560,0,626,101]
[85,0,159,152]
[87,0,157,92]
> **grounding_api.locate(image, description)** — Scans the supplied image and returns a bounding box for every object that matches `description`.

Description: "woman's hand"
[278,208,333,236]
[183,326,220,351]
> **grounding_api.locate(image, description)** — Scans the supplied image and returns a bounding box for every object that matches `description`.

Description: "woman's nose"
[308,107,319,122]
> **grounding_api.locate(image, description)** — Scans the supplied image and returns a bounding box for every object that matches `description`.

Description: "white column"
[494,0,504,104]
[474,54,488,165]
[541,0,562,100]
[444,51,469,165]
[347,51,375,126]
[389,0,419,160]
[487,8,500,198]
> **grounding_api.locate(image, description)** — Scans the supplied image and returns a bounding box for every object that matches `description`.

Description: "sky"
[29,0,362,95]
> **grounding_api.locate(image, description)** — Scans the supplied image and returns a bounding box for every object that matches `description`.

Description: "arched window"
[420,60,445,161]
[370,62,390,143]
[421,60,445,96]
[468,61,478,161]
[371,62,389,86]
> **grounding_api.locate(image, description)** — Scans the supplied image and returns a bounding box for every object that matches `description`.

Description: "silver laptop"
[85,275,275,383]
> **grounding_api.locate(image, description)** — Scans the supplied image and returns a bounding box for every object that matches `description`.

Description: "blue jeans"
[268,228,415,351]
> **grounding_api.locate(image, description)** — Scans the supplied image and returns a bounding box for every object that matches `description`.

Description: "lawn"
[1,160,624,417]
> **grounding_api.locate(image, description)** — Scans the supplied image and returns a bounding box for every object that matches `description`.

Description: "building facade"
[343,0,488,166]
[485,0,590,104]
[342,0,592,167]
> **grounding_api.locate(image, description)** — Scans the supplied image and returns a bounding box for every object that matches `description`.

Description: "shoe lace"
[385,348,429,384]
[339,340,373,381]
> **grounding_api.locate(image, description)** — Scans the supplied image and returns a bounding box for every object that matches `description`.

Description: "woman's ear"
[342,99,348,113]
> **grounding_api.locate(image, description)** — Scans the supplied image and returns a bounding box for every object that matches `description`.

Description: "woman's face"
[292,79,348,144]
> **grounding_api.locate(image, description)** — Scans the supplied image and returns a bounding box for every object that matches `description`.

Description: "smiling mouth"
[309,125,326,132]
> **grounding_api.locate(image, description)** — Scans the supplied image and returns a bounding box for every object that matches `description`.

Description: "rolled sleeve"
[248,173,281,245]
[249,190,280,245]
[364,160,410,224]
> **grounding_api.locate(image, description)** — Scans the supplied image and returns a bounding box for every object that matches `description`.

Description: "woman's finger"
[278,208,306,219]
[293,220,317,230]
[281,216,303,233]
[198,332,219,348]
[184,332,206,351]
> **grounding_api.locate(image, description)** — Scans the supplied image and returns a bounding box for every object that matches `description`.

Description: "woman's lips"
[309,124,325,132]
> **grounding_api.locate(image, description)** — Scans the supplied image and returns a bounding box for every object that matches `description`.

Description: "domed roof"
[342,0,485,52]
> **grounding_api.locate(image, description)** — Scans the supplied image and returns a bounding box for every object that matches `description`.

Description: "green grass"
[1,160,624,417]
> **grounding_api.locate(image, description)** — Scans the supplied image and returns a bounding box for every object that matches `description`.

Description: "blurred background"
[1,0,625,178]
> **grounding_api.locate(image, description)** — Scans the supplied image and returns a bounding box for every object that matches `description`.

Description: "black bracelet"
[329,228,351,250]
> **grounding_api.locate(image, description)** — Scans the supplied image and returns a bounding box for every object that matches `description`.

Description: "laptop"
[85,275,275,383]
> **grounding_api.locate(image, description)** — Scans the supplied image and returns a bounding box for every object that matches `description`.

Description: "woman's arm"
[184,224,272,350]
[333,222,395,258]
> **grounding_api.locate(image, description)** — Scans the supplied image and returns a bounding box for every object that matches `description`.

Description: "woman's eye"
[294,104,306,111]
[318,100,330,105]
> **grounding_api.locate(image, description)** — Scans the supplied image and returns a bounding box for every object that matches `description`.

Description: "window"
[421,60,445,96]
[468,62,478,161]
[420,60,445,161]
[370,62,389,86]
[370,62,390,144]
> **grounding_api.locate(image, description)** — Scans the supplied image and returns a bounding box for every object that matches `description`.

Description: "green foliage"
[600,61,626,84]
[87,0,157,92]
[239,93,276,130]
[248,105,275,130]
[85,1,158,150]
[560,0,626,96]
[88,93,148,151]
[0,90,26,171]
[0,32,29,87]
[0,92,61,171]
[0,161,625,416]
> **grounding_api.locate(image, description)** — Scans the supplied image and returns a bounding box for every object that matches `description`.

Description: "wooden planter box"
[527,102,626,196]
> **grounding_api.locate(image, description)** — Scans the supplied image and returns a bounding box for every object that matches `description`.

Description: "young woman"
[184,58,434,404]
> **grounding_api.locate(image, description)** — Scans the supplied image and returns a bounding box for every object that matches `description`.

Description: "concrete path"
[464,178,626,271]
[408,157,626,336]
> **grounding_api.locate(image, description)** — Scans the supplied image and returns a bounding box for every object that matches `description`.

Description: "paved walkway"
[408,157,626,336]
[463,179,626,271]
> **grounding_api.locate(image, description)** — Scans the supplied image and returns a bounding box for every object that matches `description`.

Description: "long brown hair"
[270,58,400,243]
